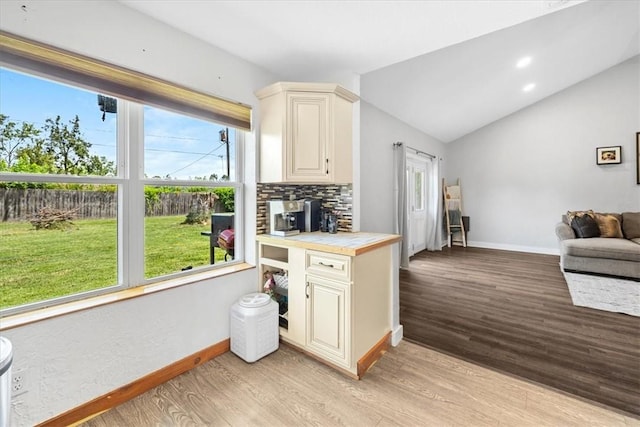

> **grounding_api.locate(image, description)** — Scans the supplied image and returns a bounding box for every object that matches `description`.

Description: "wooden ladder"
[443,178,467,247]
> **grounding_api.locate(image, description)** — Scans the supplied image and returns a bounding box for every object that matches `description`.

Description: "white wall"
[359,101,446,346]
[3,270,256,425]
[446,56,640,254]
[0,1,280,425]
[360,101,447,233]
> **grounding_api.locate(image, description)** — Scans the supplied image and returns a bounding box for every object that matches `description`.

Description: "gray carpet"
[564,272,639,317]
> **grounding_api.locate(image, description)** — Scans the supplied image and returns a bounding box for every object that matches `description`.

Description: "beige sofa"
[555,211,640,280]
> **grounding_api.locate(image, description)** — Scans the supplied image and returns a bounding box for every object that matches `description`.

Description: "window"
[414,169,424,211]
[141,106,239,278]
[0,65,244,315]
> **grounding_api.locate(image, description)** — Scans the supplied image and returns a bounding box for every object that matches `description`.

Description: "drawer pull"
[318,261,334,268]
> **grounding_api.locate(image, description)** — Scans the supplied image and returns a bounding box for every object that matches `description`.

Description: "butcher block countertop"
[256,231,401,256]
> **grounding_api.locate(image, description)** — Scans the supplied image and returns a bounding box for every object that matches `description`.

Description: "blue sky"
[0,67,235,180]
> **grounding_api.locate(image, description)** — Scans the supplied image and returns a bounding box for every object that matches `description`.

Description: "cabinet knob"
[306,283,309,299]
[326,158,329,174]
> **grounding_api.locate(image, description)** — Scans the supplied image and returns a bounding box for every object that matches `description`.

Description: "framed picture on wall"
[636,132,640,184]
[596,146,622,165]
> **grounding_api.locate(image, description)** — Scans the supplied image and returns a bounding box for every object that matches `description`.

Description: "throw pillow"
[570,214,601,238]
[567,209,595,224]
[622,212,640,239]
[593,213,623,238]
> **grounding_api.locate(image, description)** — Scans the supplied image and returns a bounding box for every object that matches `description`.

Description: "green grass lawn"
[0,215,229,310]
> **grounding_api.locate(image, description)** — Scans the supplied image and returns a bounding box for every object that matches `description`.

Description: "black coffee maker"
[304,199,322,232]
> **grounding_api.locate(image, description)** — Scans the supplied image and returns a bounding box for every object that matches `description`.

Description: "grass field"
[0,215,229,310]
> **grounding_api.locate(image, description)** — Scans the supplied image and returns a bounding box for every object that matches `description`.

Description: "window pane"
[0,183,118,310]
[144,185,235,279]
[415,171,424,210]
[0,67,117,176]
[144,106,235,181]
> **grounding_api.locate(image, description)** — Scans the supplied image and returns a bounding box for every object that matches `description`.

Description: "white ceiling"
[362,0,640,142]
[120,0,639,142]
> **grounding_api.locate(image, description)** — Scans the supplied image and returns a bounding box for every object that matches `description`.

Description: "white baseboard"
[391,325,403,347]
[467,240,559,256]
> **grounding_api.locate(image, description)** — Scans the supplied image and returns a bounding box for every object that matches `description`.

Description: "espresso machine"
[267,200,305,236]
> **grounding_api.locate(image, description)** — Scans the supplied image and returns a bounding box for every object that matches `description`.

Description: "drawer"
[306,251,351,281]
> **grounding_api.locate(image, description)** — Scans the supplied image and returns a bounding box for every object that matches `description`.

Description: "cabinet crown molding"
[255,81,360,103]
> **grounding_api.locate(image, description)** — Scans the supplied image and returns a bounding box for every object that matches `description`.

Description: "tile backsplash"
[257,183,353,234]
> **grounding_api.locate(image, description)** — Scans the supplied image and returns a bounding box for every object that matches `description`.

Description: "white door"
[407,154,427,256]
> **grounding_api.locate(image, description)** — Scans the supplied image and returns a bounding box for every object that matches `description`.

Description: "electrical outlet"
[11,369,28,396]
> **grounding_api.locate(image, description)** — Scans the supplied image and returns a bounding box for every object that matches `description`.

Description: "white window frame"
[0,71,244,317]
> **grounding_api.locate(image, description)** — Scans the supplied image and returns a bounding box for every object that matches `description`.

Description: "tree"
[12,147,55,174]
[44,115,92,175]
[0,114,42,169]
[0,114,115,176]
[86,154,115,176]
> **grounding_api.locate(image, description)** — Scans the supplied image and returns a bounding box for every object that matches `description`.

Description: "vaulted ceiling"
[120,0,639,142]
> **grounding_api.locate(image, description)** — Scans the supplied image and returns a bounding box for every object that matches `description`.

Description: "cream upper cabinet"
[255,82,359,184]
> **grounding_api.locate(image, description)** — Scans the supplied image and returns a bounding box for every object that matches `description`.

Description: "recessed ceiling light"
[516,56,532,68]
[523,83,536,92]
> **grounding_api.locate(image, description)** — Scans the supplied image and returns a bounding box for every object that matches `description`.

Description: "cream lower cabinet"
[306,271,351,368]
[257,240,392,378]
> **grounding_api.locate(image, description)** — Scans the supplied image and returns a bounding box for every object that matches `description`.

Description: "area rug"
[563,272,640,317]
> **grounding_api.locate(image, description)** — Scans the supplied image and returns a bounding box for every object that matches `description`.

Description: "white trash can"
[0,337,13,427]
[230,293,279,363]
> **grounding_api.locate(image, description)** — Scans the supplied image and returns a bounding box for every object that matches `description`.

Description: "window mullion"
[234,131,244,264]
[120,101,145,287]
[117,100,128,287]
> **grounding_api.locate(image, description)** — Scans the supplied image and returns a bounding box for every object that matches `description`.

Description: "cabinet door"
[286,92,331,182]
[306,275,350,367]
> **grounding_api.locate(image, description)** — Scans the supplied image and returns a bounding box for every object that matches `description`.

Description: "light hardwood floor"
[83,341,638,426]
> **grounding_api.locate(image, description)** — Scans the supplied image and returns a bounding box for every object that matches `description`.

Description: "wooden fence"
[0,189,224,222]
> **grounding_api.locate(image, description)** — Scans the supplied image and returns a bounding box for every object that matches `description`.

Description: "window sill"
[0,262,254,331]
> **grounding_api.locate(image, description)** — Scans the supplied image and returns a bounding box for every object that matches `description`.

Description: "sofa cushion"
[622,212,640,239]
[594,213,624,238]
[567,209,595,223]
[562,237,640,262]
[570,214,600,238]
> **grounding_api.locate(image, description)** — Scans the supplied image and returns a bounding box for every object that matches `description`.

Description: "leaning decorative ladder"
[443,178,467,247]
